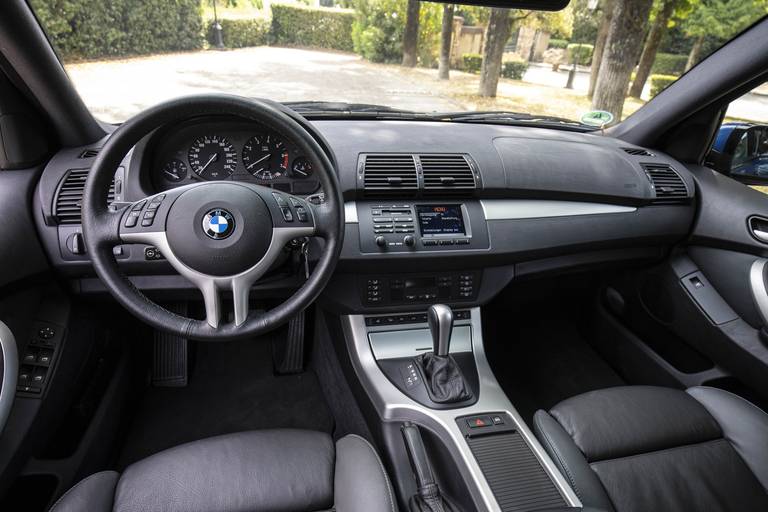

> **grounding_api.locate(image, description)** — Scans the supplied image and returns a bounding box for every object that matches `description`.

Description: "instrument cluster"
[149,119,320,195]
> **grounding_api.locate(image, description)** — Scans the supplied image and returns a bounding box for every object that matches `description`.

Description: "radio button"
[423,239,438,246]
[456,238,470,245]
[439,239,455,246]
[373,217,393,223]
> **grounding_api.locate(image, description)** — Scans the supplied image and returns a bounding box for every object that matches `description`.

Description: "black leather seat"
[533,386,768,512]
[50,429,397,512]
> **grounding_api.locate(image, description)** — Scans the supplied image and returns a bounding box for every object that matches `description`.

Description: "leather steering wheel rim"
[82,95,344,341]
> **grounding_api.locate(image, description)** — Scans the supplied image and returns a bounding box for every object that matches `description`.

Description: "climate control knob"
[375,236,387,247]
[403,235,415,247]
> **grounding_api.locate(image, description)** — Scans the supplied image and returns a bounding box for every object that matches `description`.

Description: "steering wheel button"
[289,197,303,207]
[131,200,147,211]
[125,211,140,227]
[296,207,308,222]
[272,192,289,207]
[280,207,294,222]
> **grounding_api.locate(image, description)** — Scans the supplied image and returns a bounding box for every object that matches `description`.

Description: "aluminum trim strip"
[344,202,358,224]
[749,259,768,326]
[342,308,581,512]
[481,199,636,220]
[368,325,472,359]
[0,320,18,435]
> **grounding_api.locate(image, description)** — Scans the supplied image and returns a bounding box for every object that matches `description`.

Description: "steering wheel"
[82,95,343,341]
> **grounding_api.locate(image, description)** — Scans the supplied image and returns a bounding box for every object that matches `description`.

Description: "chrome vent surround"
[420,154,476,194]
[79,149,100,158]
[622,147,655,157]
[359,153,479,196]
[53,169,115,224]
[642,163,688,204]
[361,154,419,195]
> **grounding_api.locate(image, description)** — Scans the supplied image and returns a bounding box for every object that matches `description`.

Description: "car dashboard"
[33,116,697,313]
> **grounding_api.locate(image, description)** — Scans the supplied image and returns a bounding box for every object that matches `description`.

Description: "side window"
[706,82,768,185]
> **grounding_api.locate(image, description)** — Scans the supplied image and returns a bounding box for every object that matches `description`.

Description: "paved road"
[67,46,464,122]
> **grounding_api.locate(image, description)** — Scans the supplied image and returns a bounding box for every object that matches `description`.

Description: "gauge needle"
[199,153,218,172]
[247,154,270,169]
[164,171,180,179]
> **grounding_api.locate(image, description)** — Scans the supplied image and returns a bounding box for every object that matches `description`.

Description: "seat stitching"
[534,414,583,501]
[49,471,117,512]
[345,434,396,512]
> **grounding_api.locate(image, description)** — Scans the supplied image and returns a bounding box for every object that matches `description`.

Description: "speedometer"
[187,135,237,180]
[242,134,289,180]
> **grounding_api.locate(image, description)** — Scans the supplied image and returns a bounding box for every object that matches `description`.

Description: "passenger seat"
[533,386,768,512]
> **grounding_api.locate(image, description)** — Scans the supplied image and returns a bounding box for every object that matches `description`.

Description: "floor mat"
[485,305,625,426]
[117,334,334,468]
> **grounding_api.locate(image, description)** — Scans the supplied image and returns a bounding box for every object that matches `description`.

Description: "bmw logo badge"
[202,208,235,240]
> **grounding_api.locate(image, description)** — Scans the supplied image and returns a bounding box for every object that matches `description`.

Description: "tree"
[629,0,677,98]
[681,0,766,71]
[592,0,655,119]
[438,4,455,80]
[588,0,616,99]
[402,0,421,67]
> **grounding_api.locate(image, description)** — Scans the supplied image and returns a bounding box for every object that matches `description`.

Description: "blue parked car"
[709,122,768,179]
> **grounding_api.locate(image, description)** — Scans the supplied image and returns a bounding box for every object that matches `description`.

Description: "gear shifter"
[428,304,453,356]
[415,304,472,404]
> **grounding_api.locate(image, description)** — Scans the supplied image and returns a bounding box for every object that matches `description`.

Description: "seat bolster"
[687,386,768,492]
[334,434,397,512]
[114,429,335,512]
[49,471,119,512]
[533,411,615,512]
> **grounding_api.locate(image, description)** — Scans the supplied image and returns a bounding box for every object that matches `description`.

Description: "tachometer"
[161,159,187,182]
[187,135,237,180]
[242,134,289,180]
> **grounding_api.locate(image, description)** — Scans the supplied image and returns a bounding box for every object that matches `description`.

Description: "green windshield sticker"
[581,111,615,127]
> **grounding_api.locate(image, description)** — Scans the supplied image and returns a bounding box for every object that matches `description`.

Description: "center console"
[342,307,581,512]
[357,200,490,253]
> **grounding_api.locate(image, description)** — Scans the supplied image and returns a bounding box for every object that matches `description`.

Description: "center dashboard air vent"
[420,154,477,194]
[642,163,688,204]
[53,169,115,224]
[622,147,655,157]
[361,154,419,195]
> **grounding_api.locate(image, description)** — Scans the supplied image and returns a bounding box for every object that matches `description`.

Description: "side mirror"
[708,124,768,184]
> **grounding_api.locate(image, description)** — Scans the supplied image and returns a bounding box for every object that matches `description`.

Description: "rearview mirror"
[432,0,570,11]
[707,124,768,184]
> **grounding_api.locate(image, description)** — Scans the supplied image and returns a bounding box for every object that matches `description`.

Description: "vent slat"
[362,154,418,195]
[642,163,688,204]
[622,147,655,157]
[54,169,115,224]
[421,154,475,195]
[79,149,100,158]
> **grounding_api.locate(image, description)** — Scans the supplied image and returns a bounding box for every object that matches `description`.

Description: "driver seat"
[49,429,397,512]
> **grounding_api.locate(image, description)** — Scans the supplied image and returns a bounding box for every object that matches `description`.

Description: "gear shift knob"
[427,304,453,357]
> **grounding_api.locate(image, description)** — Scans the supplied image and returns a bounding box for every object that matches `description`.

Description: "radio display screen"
[416,205,466,235]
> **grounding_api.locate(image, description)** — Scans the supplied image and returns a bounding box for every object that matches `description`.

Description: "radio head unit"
[416,205,466,236]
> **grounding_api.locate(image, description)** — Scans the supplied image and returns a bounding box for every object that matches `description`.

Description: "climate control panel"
[363,271,480,306]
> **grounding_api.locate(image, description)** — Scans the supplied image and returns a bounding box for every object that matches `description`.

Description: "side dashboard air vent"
[79,149,100,159]
[622,147,655,157]
[362,154,418,195]
[420,154,476,194]
[642,163,688,204]
[54,169,115,224]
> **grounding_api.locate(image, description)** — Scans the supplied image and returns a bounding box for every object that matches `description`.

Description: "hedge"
[271,3,355,52]
[462,53,483,74]
[651,53,687,76]
[30,0,203,61]
[207,18,270,48]
[650,74,677,97]
[548,38,569,50]
[502,59,528,80]
[566,43,593,66]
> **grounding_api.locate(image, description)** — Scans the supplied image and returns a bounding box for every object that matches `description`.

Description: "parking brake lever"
[401,422,459,512]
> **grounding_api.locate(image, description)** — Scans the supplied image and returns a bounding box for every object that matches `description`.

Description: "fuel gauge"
[161,159,188,182]
[290,157,313,179]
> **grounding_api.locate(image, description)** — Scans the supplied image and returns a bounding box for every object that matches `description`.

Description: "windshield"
[30,0,768,126]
